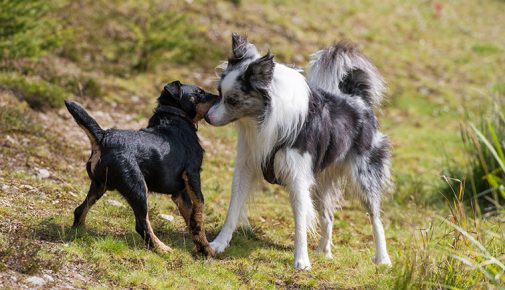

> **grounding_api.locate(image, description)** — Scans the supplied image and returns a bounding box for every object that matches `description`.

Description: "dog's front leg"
[279,149,316,270]
[288,181,314,270]
[182,171,214,257]
[210,158,257,254]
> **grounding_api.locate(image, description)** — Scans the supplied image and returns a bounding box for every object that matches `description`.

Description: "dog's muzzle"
[204,100,220,124]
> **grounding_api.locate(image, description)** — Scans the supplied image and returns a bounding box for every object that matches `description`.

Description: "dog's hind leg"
[118,167,171,253]
[182,171,214,257]
[350,133,392,266]
[314,179,340,259]
[72,181,106,227]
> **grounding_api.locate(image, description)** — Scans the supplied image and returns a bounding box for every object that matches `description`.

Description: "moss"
[0,232,63,274]
[0,73,68,110]
[472,44,502,55]
[493,83,505,95]
[0,103,41,133]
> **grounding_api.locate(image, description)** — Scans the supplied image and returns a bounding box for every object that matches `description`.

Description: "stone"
[26,276,46,286]
[37,168,50,179]
[42,274,54,282]
[106,199,124,207]
[159,214,174,222]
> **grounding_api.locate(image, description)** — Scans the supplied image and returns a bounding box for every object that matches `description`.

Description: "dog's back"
[65,101,202,194]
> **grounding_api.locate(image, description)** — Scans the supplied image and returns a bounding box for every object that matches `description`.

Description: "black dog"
[65,81,218,257]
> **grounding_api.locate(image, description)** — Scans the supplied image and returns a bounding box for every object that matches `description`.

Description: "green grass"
[0,72,68,110]
[1,0,505,288]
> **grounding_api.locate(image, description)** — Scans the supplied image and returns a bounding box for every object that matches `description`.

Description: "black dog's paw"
[194,245,215,258]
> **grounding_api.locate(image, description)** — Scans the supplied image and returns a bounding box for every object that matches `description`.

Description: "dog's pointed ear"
[230,32,259,62]
[164,80,182,100]
[244,52,275,90]
[231,33,248,58]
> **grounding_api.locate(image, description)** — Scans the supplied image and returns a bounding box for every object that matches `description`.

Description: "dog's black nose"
[204,113,211,123]
[207,93,220,102]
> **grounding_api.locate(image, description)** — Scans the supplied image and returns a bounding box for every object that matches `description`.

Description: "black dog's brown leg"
[122,179,172,253]
[182,171,215,257]
[73,181,105,227]
[171,192,192,227]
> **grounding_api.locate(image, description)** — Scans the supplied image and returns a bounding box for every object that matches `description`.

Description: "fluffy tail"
[307,41,385,108]
[64,100,104,145]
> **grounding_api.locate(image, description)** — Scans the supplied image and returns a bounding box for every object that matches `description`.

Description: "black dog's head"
[158,81,219,122]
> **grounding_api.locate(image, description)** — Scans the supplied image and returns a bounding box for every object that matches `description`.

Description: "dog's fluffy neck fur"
[234,60,310,171]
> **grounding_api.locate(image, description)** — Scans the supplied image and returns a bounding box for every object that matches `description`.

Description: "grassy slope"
[1,0,505,288]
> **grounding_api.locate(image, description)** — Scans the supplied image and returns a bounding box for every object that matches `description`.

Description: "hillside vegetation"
[1,0,504,288]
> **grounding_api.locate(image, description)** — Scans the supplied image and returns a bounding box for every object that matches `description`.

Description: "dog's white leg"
[278,150,316,270]
[371,214,391,266]
[315,201,334,259]
[313,177,340,259]
[210,160,256,253]
[289,181,314,270]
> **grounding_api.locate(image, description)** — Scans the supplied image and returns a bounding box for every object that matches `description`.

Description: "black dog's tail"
[64,100,104,145]
[307,41,385,109]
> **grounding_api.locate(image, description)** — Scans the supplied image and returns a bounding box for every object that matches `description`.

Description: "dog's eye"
[225,97,238,106]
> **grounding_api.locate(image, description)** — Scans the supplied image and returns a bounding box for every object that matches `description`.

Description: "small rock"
[42,274,54,283]
[106,199,124,207]
[94,111,106,118]
[19,184,35,191]
[1,184,9,191]
[5,135,15,145]
[26,276,46,286]
[159,214,174,222]
[418,86,431,96]
[131,95,141,103]
[37,168,50,179]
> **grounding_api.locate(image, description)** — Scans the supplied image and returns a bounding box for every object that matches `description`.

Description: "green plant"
[0,0,64,60]
[0,104,41,134]
[0,73,68,110]
[444,99,505,211]
[56,0,222,74]
[0,232,63,274]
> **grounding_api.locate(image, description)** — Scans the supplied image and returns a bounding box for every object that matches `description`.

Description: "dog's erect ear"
[230,32,258,62]
[164,80,182,100]
[244,52,275,90]
[231,33,248,58]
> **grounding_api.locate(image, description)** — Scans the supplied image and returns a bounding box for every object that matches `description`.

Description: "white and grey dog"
[205,33,392,270]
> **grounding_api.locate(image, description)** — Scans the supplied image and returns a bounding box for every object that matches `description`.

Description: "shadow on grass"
[207,226,292,259]
[33,217,290,259]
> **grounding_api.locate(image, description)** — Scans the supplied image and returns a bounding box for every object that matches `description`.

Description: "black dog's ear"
[164,80,182,100]
[244,52,275,90]
[231,33,248,58]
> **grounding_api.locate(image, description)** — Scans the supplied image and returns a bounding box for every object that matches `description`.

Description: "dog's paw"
[372,254,392,267]
[209,240,227,254]
[294,259,312,270]
[315,245,333,259]
[200,245,216,258]
[315,248,333,259]
[155,243,173,253]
